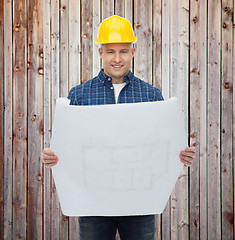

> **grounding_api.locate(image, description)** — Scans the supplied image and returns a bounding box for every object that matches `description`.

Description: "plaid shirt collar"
[97,69,134,87]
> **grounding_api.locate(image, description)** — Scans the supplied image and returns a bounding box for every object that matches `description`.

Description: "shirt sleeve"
[67,87,77,105]
[153,88,164,101]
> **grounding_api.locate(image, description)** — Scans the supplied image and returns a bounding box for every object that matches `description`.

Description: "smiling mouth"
[112,65,123,69]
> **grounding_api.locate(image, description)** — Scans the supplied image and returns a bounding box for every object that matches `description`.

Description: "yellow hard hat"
[95,15,137,44]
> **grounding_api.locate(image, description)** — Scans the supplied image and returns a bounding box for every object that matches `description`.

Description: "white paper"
[50,97,187,216]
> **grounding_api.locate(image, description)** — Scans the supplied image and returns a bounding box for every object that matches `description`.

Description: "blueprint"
[50,97,187,216]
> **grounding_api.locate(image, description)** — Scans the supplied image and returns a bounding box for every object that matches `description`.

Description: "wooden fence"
[0,0,234,239]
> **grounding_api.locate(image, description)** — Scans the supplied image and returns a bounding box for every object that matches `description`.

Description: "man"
[42,15,196,240]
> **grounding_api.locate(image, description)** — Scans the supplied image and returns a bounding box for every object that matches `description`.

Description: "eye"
[121,50,128,53]
[107,50,114,54]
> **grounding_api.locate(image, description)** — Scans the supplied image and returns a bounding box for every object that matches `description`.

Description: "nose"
[114,52,120,63]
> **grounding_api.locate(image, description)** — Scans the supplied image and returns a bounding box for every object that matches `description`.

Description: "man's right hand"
[42,148,58,168]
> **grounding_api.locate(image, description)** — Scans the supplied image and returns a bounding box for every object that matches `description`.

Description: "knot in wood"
[191,68,197,73]
[14,24,20,32]
[224,82,230,89]
[63,216,69,222]
[17,233,23,239]
[32,114,37,121]
[223,211,233,225]
[135,23,141,29]
[224,6,229,13]
[38,68,43,75]
[19,205,24,210]
[18,112,23,118]
[61,5,66,11]
[38,174,42,182]
[82,34,87,39]
[193,16,198,23]
[52,186,56,193]
[223,22,227,29]
[39,51,43,58]
[190,132,196,138]
[14,66,20,72]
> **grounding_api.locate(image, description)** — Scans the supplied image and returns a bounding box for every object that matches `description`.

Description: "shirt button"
[108,78,111,81]
[110,87,114,89]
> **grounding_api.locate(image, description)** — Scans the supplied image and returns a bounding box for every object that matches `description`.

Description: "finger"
[43,159,58,164]
[44,162,58,168]
[43,148,55,156]
[185,147,196,153]
[180,151,195,158]
[42,153,58,160]
[180,159,192,167]
[180,155,194,162]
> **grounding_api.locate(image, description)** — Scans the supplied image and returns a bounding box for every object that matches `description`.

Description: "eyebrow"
[105,48,130,51]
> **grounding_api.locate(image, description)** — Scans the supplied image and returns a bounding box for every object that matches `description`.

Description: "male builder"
[42,15,196,240]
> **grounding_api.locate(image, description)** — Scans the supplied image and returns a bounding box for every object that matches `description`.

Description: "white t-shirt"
[112,82,126,103]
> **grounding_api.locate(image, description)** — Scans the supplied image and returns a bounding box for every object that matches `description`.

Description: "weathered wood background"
[1,0,234,239]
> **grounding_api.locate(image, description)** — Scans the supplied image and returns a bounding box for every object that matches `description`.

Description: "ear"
[98,48,103,58]
[131,48,135,58]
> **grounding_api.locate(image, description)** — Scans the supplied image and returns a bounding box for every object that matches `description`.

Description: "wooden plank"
[124,0,133,24]
[170,1,189,239]
[207,0,221,239]
[189,0,203,239]
[162,200,171,240]
[60,1,69,238]
[115,0,124,17]
[51,0,60,239]
[197,1,208,239]
[12,0,27,239]
[221,1,234,239]
[81,0,93,83]
[161,0,171,238]
[4,1,13,239]
[134,0,152,84]
[68,1,80,237]
[152,0,162,239]
[60,0,69,97]
[0,0,4,238]
[43,0,51,238]
[152,0,162,89]
[102,0,114,19]
[233,0,235,237]
[189,0,208,239]
[124,0,133,72]
[69,0,81,89]
[92,0,101,77]
[27,0,43,239]
[154,214,161,240]
[101,0,114,81]
[161,0,170,100]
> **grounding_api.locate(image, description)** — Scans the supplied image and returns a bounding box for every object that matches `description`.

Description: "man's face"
[98,43,135,83]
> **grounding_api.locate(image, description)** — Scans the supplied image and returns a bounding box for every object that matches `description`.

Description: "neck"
[112,78,124,84]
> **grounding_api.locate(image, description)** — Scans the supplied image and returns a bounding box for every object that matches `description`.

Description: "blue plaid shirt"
[68,69,164,105]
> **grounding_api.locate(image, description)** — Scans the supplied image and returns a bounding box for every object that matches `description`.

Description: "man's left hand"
[179,147,196,167]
